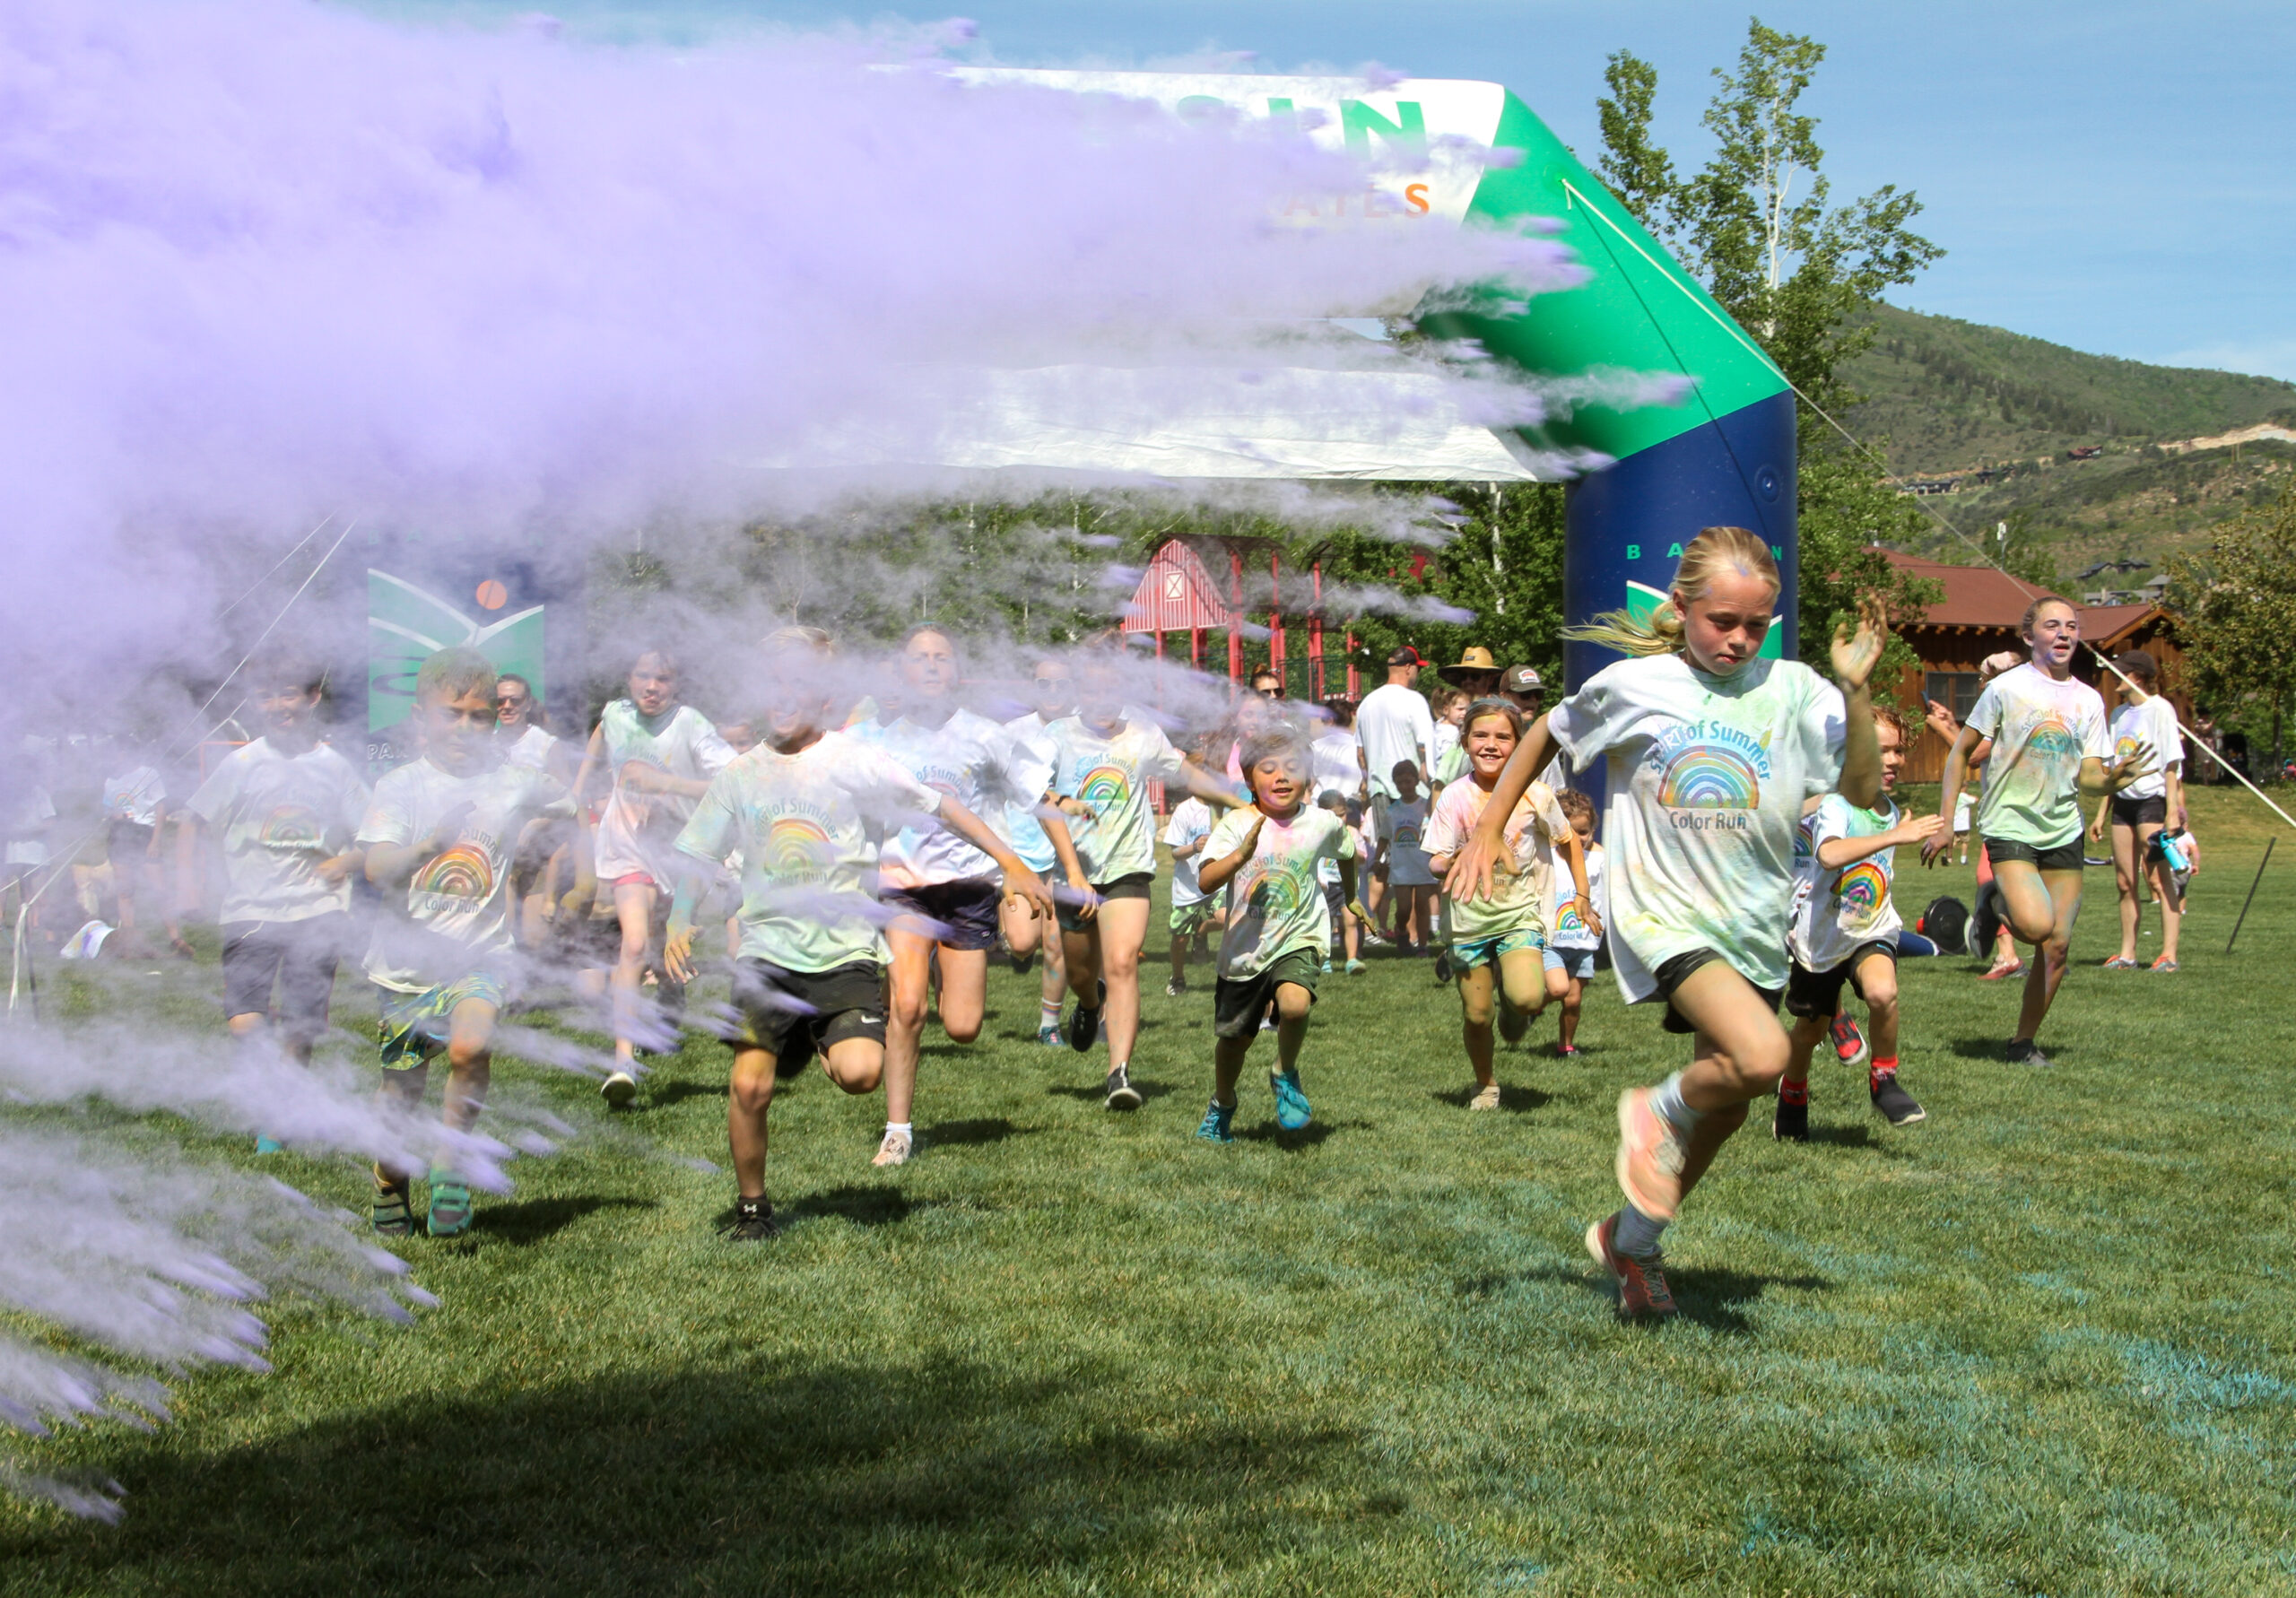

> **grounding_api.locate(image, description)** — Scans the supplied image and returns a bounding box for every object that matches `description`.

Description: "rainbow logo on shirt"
[260,804,323,851]
[1833,861,1890,921]
[2027,711,2081,762]
[1246,859,1312,922]
[2115,734,2144,765]
[765,816,832,877]
[1656,745,1761,810]
[1554,900,1592,940]
[1077,764,1130,812]
[413,844,493,901]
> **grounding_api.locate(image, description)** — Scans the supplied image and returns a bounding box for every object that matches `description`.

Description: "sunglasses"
[1032,676,1070,689]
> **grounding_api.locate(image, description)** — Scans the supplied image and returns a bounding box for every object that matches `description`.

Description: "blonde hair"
[1561,526,1780,657]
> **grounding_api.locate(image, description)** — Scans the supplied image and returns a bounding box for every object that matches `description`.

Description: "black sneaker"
[2005,1038,2055,1069]
[1164,978,1187,998]
[1433,951,1453,983]
[1772,1098,1809,1142]
[1871,1074,1926,1126]
[1104,1065,1143,1110]
[724,1195,781,1242]
[1070,979,1106,1053]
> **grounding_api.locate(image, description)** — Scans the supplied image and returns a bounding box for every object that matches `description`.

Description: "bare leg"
[1457,962,1496,1088]
[882,925,937,1129]
[1212,1030,1254,1106]
[1091,898,1150,1067]
[1559,976,1585,1050]
[2013,869,2085,1045]
[2148,841,2184,963]
[1272,981,1310,1074]
[1856,951,1900,1061]
[1001,894,1044,960]
[609,880,657,1068]
[1658,961,1792,1203]
[2109,821,2143,963]
[727,1046,778,1198]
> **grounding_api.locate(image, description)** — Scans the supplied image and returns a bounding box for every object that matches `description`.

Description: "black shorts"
[221,914,353,1042]
[1057,870,1154,933]
[1648,948,1784,1036]
[1987,837,2086,873]
[881,877,1002,952]
[1212,948,1319,1040]
[1785,941,1897,1020]
[728,959,886,1066]
[2110,795,2168,829]
[108,821,155,864]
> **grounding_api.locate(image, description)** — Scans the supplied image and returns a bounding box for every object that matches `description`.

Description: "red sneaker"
[1614,1087,1688,1222]
[1586,1212,1678,1319]
[1830,1012,1870,1068]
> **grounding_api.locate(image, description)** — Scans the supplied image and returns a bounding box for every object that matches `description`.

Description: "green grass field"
[7,787,2296,1594]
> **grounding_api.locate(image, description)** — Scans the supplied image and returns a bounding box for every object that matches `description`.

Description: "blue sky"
[394,0,2296,381]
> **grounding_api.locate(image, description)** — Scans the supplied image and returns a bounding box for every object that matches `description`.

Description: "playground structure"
[1120,536,1393,703]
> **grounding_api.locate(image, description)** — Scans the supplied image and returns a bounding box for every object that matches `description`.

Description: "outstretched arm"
[1925,725,1983,867]
[1829,600,1887,812]
[936,795,1056,923]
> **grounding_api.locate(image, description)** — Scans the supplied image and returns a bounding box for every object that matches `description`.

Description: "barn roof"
[1879,549,2163,644]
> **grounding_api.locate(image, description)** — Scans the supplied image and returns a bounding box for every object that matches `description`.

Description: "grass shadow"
[1235,1118,1370,1148]
[640,1078,728,1108]
[1664,1267,1831,1333]
[1427,1085,1553,1114]
[778,1185,935,1229]
[480,1194,657,1246]
[1805,1122,1910,1153]
[1947,1036,2024,1063]
[1044,1078,1178,1104]
[919,1116,1035,1149]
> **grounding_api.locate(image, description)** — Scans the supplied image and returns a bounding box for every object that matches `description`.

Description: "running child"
[1316,789,1365,975]
[1005,651,1078,1045]
[1422,699,1593,1110]
[175,651,370,1152]
[1191,729,1361,1142]
[571,648,735,1105]
[662,630,1053,1240]
[1775,704,1944,1140]
[360,647,582,1238]
[1447,525,1888,1319]
[1544,789,1605,1058]
[1162,784,1218,996]
[2089,649,2186,972]
[850,625,1086,1168]
[1925,598,2149,1066]
[1046,638,1244,1110]
[1377,761,1436,954]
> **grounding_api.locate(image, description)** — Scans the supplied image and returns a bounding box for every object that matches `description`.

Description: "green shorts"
[1212,948,1320,1040]
[1170,899,1215,936]
[378,971,510,1070]
[1449,925,1545,970]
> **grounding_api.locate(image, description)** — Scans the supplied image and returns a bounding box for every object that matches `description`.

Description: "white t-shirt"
[2109,694,2182,803]
[593,700,736,882]
[1162,797,1214,908]
[848,708,1049,887]
[1355,682,1435,802]
[1544,654,1846,1002]
[497,724,560,772]
[1044,708,1188,883]
[1550,842,1606,951]
[1966,664,2111,849]
[674,731,940,973]
[358,756,575,993]
[1422,777,1568,942]
[184,738,371,925]
[1310,729,1363,800]
[1380,796,1435,887]
[1204,803,1358,977]
[1789,795,1903,971]
[102,766,167,829]
[1001,711,1061,873]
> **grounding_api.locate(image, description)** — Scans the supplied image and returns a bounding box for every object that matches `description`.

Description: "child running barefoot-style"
[663,630,1054,1242]
[1045,639,1245,1111]
[1544,789,1605,1057]
[1191,730,1362,1142]
[1448,526,1890,1319]
[1775,705,1946,1140]
[1422,699,1594,1110]
[1925,598,2150,1067]
[1162,786,1219,996]
[360,647,583,1238]
[849,625,1087,1168]
[570,648,735,1107]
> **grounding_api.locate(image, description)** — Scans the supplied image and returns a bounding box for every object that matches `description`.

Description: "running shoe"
[1557,1043,1583,1059]
[1585,1212,1677,1320]
[1320,960,1333,974]
[425,1171,474,1238]
[724,1195,780,1242]
[1613,1087,1687,1222]
[371,1176,414,1238]
[1037,1020,1064,1047]
[1164,978,1187,998]
[1195,1099,1236,1143]
[1871,1074,1926,1126]
[1772,1097,1809,1142]
[1468,1082,1501,1112]
[1070,980,1104,1053]
[1497,1000,1530,1045]
[871,1127,914,1168]
[2005,1038,2055,1069]
[1979,959,2026,981]
[2148,957,2179,973]
[255,1134,283,1155]
[2101,955,2139,970]
[1269,1067,1312,1131]
[1344,959,1367,976]
[1104,1064,1143,1110]
[1830,1012,1870,1068]
[1433,951,1452,982]
[601,1069,639,1107]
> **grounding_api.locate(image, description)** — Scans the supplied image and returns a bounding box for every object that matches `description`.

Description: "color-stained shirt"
[1205,803,1358,977]
[1967,664,2110,849]
[358,757,575,993]
[1544,654,1846,1002]
[1380,797,1435,887]
[1163,797,1214,908]
[102,765,167,829]
[1044,708,1187,882]
[1422,777,1569,943]
[674,731,939,973]
[497,724,560,772]
[1001,711,1061,873]
[1550,842,1606,951]
[848,708,1048,887]
[184,738,370,925]
[1789,795,1902,971]
[2109,694,2182,803]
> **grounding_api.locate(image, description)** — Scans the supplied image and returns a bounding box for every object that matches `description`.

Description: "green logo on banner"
[1624,580,1782,660]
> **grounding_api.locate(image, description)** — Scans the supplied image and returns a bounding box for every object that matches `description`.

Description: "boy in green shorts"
[1193,729,1361,1142]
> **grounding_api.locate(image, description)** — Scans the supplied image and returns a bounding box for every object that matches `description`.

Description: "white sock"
[1652,1071,1703,1135]
[886,1122,912,1139]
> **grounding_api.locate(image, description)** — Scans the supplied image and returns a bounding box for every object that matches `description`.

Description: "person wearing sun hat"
[1438,647,1502,698]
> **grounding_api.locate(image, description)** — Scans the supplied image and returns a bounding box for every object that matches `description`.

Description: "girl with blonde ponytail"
[1447,525,1889,1318]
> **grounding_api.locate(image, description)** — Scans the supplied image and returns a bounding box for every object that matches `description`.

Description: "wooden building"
[1879,551,2188,783]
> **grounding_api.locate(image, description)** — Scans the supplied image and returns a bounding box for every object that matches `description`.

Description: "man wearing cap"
[1355,647,1437,817]
[1501,663,1571,790]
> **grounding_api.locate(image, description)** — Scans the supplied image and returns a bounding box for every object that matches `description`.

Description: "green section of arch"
[1626,580,1783,659]
[1423,91,1788,463]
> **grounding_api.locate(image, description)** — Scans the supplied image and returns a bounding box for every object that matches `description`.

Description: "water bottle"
[2156,829,2189,875]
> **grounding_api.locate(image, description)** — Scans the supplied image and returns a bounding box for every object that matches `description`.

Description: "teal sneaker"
[1344,958,1367,976]
[1270,1068,1312,1131]
[1036,1021,1064,1047]
[1195,1099,1236,1143]
[425,1170,474,1238]
[254,1133,284,1155]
